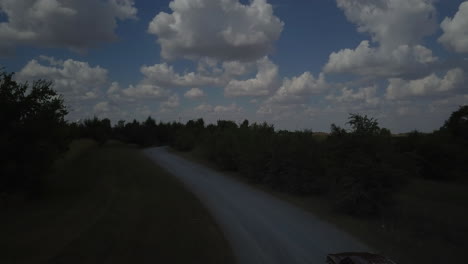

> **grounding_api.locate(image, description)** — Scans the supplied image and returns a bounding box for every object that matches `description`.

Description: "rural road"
[145,147,370,264]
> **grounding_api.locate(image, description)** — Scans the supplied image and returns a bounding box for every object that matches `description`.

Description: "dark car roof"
[326,252,397,264]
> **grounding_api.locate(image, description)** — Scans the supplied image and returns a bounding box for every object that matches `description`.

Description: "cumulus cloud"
[224,57,279,97]
[327,85,380,106]
[148,0,283,61]
[17,56,108,101]
[325,0,438,78]
[93,101,111,115]
[161,94,180,109]
[133,59,262,92]
[194,103,242,114]
[140,63,223,88]
[107,82,120,95]
[386,68,465,99]
[184,88,204,99]
[194,103,214,113]
[222,60,256,76]
[268,72,328,104]
[122,83,169,99]
[112,64,180,100]
[0,0,137,53]
[439,1,468,53]
[324,41,437,77]
[214,103,243,113]
[336,0,437,48]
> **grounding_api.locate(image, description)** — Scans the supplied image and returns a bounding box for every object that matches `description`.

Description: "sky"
[1,0,468,132]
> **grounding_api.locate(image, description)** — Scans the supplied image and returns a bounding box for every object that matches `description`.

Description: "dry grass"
[0,141,234,264]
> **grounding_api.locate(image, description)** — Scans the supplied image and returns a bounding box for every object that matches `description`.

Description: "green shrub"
[0,71,68,195]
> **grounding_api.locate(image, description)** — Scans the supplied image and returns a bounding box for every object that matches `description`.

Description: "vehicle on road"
[326,252,397,264]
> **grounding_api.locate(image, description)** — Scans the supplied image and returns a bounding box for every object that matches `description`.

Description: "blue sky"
[1,0,467,132]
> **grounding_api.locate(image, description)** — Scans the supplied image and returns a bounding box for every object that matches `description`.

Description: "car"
[326,252,397,264]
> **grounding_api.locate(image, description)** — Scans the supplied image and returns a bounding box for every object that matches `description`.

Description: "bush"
[78,107,466,218]
[173,129,196,151]
[80,117,112,145]
[329,153,402,216]
[441,105,468,141]
[325,114,404,216]
[0,71,68,195]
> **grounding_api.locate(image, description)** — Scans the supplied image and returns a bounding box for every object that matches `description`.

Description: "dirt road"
[145,147,370,264]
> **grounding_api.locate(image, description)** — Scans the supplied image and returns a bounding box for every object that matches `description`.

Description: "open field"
[0,140,234,264]
[173,147,468,264]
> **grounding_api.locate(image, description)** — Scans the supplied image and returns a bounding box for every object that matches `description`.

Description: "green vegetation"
[0,140,234,264]
[2,70,467,264]
[173,140,468,264]
[72,106,468,218]
[164,110,468,264]
[1,71,69,196]
[240,174,468,264]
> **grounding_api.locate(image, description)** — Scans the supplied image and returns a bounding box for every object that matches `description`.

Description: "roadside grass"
[0,141,234,264]
[172,147,468,264]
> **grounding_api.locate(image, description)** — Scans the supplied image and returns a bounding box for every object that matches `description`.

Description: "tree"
[442,105,468,141]
[347,113,380,136]
[1,71,68,195]
[326,114,402,216]
[81,117,112,145]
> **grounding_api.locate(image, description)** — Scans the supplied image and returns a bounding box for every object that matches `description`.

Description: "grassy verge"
[0,141,234,264]
[171,147,468,264]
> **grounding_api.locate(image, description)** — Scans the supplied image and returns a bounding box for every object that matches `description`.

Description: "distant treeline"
[2,71,467,217]
[73,107,468,217]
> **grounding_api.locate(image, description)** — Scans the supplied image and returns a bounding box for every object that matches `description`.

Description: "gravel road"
[144,147,370,264]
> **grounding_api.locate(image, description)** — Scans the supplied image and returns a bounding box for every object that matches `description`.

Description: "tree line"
[2,71,467,217]
[161,111,467,216]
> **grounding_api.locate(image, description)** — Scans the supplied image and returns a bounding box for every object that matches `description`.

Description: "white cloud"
[194,103,242,114]
[17,56,108,101]
[224,57,279,97]
[325,0,438,78]
[184,88,204,99]
[161,94,180,109]
[109,0,137,19]
[214,103,243,113]
[197,58,223,75]
[324,41,437,77]
[268,72,328,104]
[0,0,137,53]
[107,82,120,95]
[117,64,179,99]
[194,103,214,113]
[386,68,465,99]
[327,85,380,106]
[148,0,283,61]
[439,1,468,53]
[222,60,255,76]
[106,82,136,103]
[336,0,437,49]
[122,84,169,99]
[140,63,223,88]
[93,101,111,114]
[131,59,261,93]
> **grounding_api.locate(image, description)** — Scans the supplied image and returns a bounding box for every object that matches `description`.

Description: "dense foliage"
[0,72,69,196]
[2,70,467,217]
[75,107,467,217]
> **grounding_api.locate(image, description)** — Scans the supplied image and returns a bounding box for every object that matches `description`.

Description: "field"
[0,140,234,264]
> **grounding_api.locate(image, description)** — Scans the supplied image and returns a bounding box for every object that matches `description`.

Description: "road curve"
[144,147,370,264]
